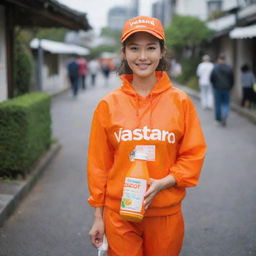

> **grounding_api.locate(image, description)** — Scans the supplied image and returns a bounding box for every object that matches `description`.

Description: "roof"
[207,3,256,38]
[207,14,236,32]
[30,38,90,55]
[1,0,91,30]
[230,24,256,39]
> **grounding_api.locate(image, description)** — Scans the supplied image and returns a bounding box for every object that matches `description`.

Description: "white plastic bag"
[97,235,108,256]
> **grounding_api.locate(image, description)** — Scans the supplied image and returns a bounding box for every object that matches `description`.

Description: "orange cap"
[121,16,165,42]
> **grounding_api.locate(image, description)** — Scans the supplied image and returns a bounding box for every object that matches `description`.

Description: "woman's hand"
[144,174,176,210]
[89,207,105,248]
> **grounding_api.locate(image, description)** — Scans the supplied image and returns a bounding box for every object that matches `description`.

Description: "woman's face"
[124,32,162,78]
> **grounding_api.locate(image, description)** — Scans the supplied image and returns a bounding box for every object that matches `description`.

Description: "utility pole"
[36,39,43,91]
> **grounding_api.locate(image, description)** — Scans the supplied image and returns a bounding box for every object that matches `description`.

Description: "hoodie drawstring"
[135,93,154,129]
[149,93,153,129]
[135,94,140,128]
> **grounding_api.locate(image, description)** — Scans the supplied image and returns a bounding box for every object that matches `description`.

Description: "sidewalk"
[0,141,61,227]
[174,82,256,125]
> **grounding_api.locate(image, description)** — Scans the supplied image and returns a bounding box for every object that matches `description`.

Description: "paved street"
[0,73,256,256]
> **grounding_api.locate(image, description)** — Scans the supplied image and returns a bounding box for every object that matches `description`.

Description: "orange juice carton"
[120,151,149,222]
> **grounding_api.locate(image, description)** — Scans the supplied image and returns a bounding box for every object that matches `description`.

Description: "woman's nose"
[138,49,147,60]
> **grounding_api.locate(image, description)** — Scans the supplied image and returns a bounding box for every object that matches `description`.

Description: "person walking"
[88,59,100,86]
[77,56,88,90]
[87,16,207,256]
[101,62,111,86]
[67,56,79,97]
[196,55,214,110]
[240,64,255,108]
[210,55,234,126]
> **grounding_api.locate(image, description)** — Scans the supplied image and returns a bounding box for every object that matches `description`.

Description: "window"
[207,0,223,19]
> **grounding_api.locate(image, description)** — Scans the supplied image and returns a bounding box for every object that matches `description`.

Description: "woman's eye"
[130,47,138,51]
[148,47,156,50]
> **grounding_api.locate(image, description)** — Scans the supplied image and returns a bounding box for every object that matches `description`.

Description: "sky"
[57,0,157,33]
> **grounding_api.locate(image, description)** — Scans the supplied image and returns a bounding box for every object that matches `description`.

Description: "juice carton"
[120,151,149,222]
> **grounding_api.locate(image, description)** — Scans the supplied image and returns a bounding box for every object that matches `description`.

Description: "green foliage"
[165,15,213,58]
[89,44,119,58]
[14,30,34,96]
[187,76,200,91]
[100,27,121,42]
[176,58,200,83]
[34,28,67,41]
[0,93,52,175]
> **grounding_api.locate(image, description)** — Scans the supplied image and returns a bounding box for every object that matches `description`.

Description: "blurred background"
[0,1,256,256]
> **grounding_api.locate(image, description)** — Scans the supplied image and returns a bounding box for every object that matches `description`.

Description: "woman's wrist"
[159,174,176,191]
[94,207,104,220]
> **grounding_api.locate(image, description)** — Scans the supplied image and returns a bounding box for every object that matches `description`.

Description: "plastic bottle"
[97,235,108,256]
[120,151,149,222]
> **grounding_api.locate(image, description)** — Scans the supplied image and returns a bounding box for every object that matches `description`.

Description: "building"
[30,39,89,95]
[161,0,256,102]
[152,0,174,27]
[107,7,130,31]
[0,0,90,102]
[107,0,139,31]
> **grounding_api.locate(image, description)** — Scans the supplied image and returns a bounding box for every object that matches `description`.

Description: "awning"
[230,24,256,39]
[30,38,89,55]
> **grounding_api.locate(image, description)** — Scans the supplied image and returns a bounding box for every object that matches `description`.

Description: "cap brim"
[121,29,164,42]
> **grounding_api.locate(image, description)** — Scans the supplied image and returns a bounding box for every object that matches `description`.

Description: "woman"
[87,16,207,256]
[240,64,255,108]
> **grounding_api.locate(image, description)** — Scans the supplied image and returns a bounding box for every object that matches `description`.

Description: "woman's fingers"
[89,230,103,248]
[89,219,104,248]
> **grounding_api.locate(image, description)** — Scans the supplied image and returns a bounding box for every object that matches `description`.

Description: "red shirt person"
[77,56,88,90]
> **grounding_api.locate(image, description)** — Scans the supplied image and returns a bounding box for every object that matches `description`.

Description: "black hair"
[241,64,250,72]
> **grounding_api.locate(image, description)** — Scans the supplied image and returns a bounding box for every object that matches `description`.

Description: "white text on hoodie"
[114,126,176,144]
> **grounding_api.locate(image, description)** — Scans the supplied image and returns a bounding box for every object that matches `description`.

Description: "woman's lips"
[136,63,151,70]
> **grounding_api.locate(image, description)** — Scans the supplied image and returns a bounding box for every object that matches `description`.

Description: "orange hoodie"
[87,71,206,216]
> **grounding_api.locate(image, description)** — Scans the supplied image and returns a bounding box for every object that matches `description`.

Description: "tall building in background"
[152,0,174,27]
[108,0,139,31]
[130,0,139,17]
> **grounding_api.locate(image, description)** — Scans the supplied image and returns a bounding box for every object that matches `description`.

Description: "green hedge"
[0,93,52,175]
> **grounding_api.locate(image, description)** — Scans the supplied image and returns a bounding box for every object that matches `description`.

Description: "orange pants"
[104,207,184,256]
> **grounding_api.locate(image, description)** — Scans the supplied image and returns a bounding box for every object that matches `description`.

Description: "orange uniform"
[87,71,207,255]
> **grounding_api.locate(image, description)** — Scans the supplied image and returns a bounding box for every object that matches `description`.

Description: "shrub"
[187,76,200,91]
[176,58,200,84]
[0,93,52,175]
[14,31,34,96]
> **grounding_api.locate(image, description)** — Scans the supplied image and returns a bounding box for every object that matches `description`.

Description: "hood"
[119,71,172,129]
[120,71,172,97]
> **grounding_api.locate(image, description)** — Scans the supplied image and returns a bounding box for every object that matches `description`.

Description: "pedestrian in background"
[67,56,79,97]
[240,64,255,108]
[210,54,234,126]
[88,59,100,86]
[77,56,88,90]
[101,62,111,86]
[87,16,206,256]
[196,55,214,110]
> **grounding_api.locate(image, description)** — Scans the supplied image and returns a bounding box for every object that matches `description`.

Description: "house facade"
[0,0,90,102]
[0,5,8,101]
[30,39,89,95]
[161,0,256,102]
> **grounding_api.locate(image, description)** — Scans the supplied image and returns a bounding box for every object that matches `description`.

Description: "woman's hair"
[117,39,170,75]
[241,64,250,72]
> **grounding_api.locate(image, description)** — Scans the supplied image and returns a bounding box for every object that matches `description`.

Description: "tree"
[165,15,213,59]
